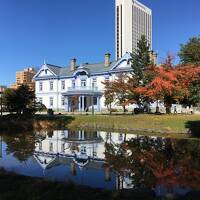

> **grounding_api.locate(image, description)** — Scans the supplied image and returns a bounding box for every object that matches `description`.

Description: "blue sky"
[0,0,199,86]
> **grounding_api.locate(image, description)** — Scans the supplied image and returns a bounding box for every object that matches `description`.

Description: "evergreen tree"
[178,36,200,106]
[131,35,152,85]
[178,36,200,65]
[3,85,36,115]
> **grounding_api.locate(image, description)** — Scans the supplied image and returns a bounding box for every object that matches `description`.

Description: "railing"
[67,86,99,92]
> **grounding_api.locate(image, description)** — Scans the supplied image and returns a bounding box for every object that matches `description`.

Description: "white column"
[82,130,85,140]
[97,96,101,112]
[78,131,81,140]
[82,96,85,112]
[78,96,81,112]
[65,96,69,112]
[68,97,71,112]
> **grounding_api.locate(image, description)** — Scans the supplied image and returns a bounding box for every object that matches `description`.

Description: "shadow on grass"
[185,121,200,137]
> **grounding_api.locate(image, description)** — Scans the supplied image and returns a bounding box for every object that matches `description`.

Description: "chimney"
[150,51,158,65]
[70,58,77,71]
[104,53,111,67]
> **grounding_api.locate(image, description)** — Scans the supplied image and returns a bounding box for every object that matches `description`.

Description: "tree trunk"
[123,105,126,113]
[165,102,172,114]
[155,101,160,114]
[109,104,112,115]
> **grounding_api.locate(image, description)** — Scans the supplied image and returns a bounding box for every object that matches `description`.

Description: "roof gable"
[33,64,61,79]
[34,52,133,80]
[111,52,132,71]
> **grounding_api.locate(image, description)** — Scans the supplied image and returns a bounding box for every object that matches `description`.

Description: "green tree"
[131,35,155,109]
[189,80,200,106]
[178,36,200,65]
[178,36,200,106]
[3,85,36,115]
[2,88,17,113]
[131,35,152,85]
[3,132,36,162]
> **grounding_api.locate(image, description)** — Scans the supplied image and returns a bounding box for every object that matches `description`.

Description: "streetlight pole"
[92,95,94,116]
[0,92,2,116]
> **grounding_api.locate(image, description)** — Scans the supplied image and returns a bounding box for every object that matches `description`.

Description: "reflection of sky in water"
[0,131,200,198]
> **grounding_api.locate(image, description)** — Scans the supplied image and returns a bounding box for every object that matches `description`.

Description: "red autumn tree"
[103,80,115,114]
[135,64,200,113]
[102,73,137,113]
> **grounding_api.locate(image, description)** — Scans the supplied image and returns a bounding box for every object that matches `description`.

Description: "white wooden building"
[33,52,133,112]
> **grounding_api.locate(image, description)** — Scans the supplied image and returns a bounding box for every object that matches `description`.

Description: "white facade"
[115,0,152,59]
[34,130,135,188]
[34,53,133,112]
[35,130,135,162]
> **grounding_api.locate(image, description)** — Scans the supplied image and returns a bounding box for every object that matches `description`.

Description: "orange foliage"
[135,64,200,102]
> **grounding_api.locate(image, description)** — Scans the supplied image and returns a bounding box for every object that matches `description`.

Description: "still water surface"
[0,129,200,197]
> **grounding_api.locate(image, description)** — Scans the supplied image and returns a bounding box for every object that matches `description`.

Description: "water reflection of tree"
[3,132,36,162]
[105,135,200,190]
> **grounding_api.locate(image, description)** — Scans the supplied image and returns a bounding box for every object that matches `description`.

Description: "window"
[39,142,42,151]
[50,81,53,91]
[45,69,48,74]
[50,97,53,107]
[81,146,86,154]
[61,143,65,153]
[118,133,123,141]
[61,97,65,106]
[81,79,86,87]
[49,142,53,152]
[92,78,97,88]
[93,148,97,157]
[72,80,75,88]
[104,76,110,82]
[38,97,43,104]
[93,97,97,105]
[39,82,43,91]
[61,80,65,90]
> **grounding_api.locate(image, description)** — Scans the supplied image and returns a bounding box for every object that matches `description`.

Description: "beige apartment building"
[11,67,36,90]
[0,86,7,93]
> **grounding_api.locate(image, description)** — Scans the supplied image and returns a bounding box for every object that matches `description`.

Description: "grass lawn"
[1,114,200,139]
[68,114,200,139]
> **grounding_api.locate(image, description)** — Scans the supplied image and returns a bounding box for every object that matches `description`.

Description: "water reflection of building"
[0,136,2,158]
[34,130,134,188]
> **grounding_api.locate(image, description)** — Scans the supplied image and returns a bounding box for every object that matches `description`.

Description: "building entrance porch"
[64,95,101,112]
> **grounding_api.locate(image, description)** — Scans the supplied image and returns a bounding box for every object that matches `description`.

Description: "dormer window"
[79,71,87,76]
[81,79,86,87]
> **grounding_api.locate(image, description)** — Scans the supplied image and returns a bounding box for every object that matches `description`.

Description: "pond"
[0,129,200,198]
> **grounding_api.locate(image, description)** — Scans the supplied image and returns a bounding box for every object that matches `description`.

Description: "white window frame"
[81,79,86,87]
[39,82,43,91]
[72,80,75,88]
[61,80,65,90]
[49,97,54,107]
[50,81,54,91]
